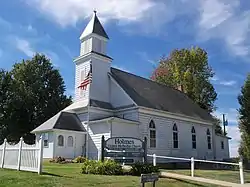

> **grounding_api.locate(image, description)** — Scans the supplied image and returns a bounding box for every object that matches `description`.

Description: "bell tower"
[74,11,112,103]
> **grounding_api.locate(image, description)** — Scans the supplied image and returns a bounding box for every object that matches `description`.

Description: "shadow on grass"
[42,172,63,177]
[167,177,210,187]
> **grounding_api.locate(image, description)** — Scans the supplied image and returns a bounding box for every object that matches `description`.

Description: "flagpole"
[86,100,89,159]
[86,61,92,159]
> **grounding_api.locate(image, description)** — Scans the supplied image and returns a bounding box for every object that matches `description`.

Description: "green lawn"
[163,169,250,184]
[0,162,221,187]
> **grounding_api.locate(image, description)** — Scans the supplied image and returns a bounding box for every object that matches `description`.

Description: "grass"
[0,162,222,187]
[163,169,250,184]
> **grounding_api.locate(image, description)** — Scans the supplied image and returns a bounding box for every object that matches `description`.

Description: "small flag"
[78,62,92,90]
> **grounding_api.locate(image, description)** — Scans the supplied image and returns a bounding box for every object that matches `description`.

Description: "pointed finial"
[93,9,97,15]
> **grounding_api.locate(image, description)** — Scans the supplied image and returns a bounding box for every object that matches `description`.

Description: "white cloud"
[136,51,158,67]
[0,16,12,31]
[211,75,237,87]
[214,108,240,157]
[218,80,237,86]
[24,0,167,27]
[197,0,250,57]
[227,125,240,157]
[24,0,250,58]
[15,37,35,57]
[213,108,238,124]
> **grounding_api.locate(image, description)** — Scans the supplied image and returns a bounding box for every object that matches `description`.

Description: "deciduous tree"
[151,47,222,134]
[0,54,72,143]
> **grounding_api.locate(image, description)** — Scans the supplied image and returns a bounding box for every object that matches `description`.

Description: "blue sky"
[0,0,250,157]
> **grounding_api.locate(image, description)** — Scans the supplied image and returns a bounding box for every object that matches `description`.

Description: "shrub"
[81,159,123,175]
[73,156,86,163]
[49,156,66,163]
[130,162,159,176]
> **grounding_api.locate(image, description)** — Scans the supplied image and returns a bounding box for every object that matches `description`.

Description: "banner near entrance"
[101,136,147,164]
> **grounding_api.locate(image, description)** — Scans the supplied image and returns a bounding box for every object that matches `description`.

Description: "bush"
[130,162,159,176]
[73,156,86,163]
[81,159,123,175]
[49,156,66,163]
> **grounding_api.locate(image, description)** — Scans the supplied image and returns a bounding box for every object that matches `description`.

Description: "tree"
[0,69,13,144]
[238,74,250,159]
[151,47,222,134]
[0,54,72,144]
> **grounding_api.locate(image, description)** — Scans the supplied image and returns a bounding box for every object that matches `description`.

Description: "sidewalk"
[160,171,250,187]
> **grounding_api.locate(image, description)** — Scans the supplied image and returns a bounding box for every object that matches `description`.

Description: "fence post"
[17,137,23,171]
[153,154,156,166]
[37,134,44,175]
[191,157,194,177]
[239,157,244,184]
[1,139,7,168]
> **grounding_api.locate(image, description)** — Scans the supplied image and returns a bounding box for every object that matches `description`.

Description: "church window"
[221,141,224,150]
[67,136,74,147]
[149,120,156,148]
[43,133,49,147]
[191,126,196,149]
[207,129,211,150]
[173,124,178,149]
[58,135,64,147]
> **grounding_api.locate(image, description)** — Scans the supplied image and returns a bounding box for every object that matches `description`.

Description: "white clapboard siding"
[89,58,111,103]
[138,112,215,161]
[110,78,135,108]
[0,137,43,173]
[85,122,110,160]
[75,60,91,101]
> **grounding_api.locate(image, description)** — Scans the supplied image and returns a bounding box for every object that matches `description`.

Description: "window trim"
[191,126,196,149]
[43,133,49,148]
[207,129,212,150]
[67,136,74,147]
[221,141,224,150]
[58,135,64,147]
[149,120,156,148]
[173,123,178,149]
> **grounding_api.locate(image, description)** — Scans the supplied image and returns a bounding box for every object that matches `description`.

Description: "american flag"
[78,63,92,90]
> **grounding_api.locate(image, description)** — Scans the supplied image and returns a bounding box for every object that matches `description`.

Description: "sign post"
[101,136,147,164]
[140,173,159,187]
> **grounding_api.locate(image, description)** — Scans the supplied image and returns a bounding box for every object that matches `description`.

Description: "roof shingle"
[110,67,214,122]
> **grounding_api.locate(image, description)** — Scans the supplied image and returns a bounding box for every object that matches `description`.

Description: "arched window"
[173,124,178,148]
[207,129,211,150]
[191,126,196,149]
[67,136,74,147]
[149,120,156,148]
[58,135,64,147]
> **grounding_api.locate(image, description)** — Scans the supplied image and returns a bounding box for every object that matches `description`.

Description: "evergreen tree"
[238,74,250,159]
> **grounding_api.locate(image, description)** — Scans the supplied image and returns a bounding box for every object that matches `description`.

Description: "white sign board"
[105,137,143,152]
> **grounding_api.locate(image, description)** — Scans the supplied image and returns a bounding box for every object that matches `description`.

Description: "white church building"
[31,11,230,162]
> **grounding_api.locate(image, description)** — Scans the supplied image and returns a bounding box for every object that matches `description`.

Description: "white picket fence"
[147,154,244,185]
[0,136,43,174]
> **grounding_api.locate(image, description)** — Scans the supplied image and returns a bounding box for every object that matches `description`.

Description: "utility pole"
[222,114,228,136]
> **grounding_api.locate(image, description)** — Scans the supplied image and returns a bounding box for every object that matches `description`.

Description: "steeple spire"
[80,10,109,40]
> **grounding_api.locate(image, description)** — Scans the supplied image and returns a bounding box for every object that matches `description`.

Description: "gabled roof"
[80,11,109,40]
[110,67,215,122]
[31,111,86,133]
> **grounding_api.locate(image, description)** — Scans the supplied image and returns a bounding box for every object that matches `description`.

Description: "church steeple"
[74,11,112,103]
[80,11,109,40]
[79,11,109,56]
